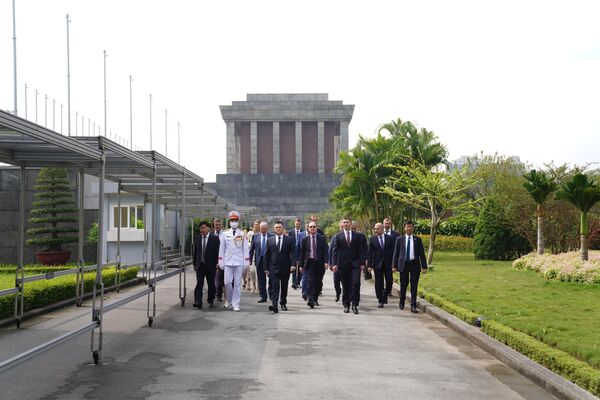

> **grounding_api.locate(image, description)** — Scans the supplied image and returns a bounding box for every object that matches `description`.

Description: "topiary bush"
[26,168,78,251]
[474,197,531,260]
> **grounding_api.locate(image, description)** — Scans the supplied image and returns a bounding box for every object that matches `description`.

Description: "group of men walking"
[192,212,428,315]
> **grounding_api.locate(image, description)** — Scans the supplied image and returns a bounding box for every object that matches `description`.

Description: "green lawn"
[417,252,600,370]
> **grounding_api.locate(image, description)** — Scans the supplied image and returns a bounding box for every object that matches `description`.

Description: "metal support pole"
[147,157,158,327]
[129,75,133,149]
[177,121,180,164]
[14,166,25,328]
[66,14,71,136]
[44,94,47,127]
[75,170,85,306]
[116,183,122,292]
[91,149,105,364]
[24,84,27,119]
[35,89,38,123]
[178,169,186,307]
[149,94,153,150]
[12,0,17,115]
[164,109,168,157]
[52,99,56,131]
[143,195,148,282]
[103,50,107,138]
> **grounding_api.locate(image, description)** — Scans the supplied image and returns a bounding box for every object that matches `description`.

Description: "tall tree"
[384,162,480,264]
[523,169,557,255]
[555,173,600,261]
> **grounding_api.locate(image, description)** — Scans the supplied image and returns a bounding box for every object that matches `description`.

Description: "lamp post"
[103,50,108,137]
[129,75,133,149]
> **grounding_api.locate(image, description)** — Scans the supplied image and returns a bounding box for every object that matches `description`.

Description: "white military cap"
[228,210,241,220]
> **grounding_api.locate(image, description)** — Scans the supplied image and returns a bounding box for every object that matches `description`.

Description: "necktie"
[277,236,281,252]
[346,231,351,245]
[261,235,266,257]
[232,229,235,237]
[311,234,316,258]
[379,235,384,249]
[406,236,411,260]
[201,236,207,263]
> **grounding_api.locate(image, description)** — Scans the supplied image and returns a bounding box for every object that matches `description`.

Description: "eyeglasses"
[308,225,317,228]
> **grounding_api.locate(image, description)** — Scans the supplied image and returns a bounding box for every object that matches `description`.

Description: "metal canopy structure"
[0,109,251,373]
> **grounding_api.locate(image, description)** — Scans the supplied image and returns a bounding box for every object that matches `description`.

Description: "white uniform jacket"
[218,228,250,267]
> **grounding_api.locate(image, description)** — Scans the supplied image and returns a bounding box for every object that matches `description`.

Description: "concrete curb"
[0,277,145,329]
[390,282,599,400]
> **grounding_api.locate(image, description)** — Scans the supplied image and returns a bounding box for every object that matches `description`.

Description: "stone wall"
[206,173,340,220]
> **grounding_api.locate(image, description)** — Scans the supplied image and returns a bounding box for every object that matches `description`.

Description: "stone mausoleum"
[207,94,354,221]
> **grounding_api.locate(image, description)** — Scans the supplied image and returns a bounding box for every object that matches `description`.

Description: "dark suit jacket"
[392,234,428,273]
[299,233,328,269]
[384,229,400,242]
[367,234,394,269]
[288,229,306,263]
[193,234,219,269]
[265,235,295,274]
[328,234,337,265]
[249,232,274,266]
[331,231,367,270]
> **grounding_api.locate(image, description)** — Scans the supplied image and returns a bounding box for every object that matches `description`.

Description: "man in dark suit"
[383,217,400,242]
[367,222,395,308]
[392,220,428,313]
[288,218,305,290]
[192,221,220,309]
[212,218,225,301]
[331,216,367,314]
[299,221,328,308]
[309,214,325,236]
[329,220,344,302]
[264,221,296,313]
[249,221,274,303]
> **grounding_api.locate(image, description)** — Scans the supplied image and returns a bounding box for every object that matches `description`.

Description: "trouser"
[256,259,268,301]
[194,265,216,305]
[374,266,392,303]
[333,270,342,296]
[224,265,244,309]
[269,270,291,307]
[340,266,361,307]
[400,261,421,307]
[301,269,307,297]
[292,266,303,287]
[304,260,323,302]
[215,268,225,299]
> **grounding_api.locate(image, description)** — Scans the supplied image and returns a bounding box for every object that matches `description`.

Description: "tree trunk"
[537,204,544,255]
[427,206,438,265]
[580,212,589,261]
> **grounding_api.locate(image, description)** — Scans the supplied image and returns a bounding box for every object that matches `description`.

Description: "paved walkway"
[0,270,557,400]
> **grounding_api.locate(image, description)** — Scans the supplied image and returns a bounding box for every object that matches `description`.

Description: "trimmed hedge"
[0,263,80,274]
[420,234,474,252]
[0,267,140,320]
[482,320,600,396]
[418,289,600,396]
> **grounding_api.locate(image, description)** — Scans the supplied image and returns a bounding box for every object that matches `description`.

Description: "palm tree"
[555,173,600,260]
[523,169,557,254]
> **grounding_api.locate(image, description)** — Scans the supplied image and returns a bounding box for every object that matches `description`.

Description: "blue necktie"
[261,235,266,257]
[406,236,411,260]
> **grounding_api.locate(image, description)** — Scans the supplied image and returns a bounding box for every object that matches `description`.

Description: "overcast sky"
[1,1,599,181]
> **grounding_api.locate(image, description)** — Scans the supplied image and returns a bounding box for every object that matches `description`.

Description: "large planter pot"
[35,250,71,266]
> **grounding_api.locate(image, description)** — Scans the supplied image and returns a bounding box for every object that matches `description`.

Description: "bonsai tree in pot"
[26,168,78,265]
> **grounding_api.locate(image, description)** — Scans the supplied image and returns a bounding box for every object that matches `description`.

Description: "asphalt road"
[0,269,557,400]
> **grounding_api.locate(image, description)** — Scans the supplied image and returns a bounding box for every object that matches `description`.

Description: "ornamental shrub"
[26,168,78,251]
[474,197,531,260]
[414,214,478,238]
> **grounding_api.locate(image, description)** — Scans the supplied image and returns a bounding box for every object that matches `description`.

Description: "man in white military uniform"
[218,211,250,311]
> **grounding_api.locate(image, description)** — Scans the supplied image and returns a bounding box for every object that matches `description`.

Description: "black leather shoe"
[217,297,223,302]
[280,304,288,311]
[352,306,359,315]
[258,299,267,303]
[335,294,340,302]
[314,301,319,306]
[411,305,418,313]
[302,295,307,301]
[377,303,384,308]
[193,303,202,309]
[269,305,278,313]
[308,301,314,309]
[208,302,214,308]
[292,284,298,290]
[343,306,350,313]
[399,302,405,310]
